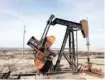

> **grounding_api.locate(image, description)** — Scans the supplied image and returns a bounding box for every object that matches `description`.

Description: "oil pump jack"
[27,14,88,74]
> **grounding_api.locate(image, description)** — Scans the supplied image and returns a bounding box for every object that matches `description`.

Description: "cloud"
[0,0,104,52]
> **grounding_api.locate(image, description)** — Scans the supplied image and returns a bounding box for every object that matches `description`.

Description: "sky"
[0,0,104,52]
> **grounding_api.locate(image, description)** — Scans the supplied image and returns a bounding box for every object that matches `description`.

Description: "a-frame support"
[54,26,77,72]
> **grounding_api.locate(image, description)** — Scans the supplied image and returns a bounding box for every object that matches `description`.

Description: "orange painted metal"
[34,36,55,70]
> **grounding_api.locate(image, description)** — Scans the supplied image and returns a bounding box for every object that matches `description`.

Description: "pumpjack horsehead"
[27,15,89,74]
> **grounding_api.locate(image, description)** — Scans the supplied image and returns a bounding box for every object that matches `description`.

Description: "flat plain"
[0,50,104,79]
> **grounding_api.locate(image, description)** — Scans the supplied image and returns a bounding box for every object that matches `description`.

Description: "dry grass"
[0,50,104,79]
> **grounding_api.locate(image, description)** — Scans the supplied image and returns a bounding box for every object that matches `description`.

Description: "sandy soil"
[0,52,104,80]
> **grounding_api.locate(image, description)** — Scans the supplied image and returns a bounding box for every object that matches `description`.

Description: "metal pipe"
[23,25,26,56]
[69,31,71,68]
[76,30,78,71]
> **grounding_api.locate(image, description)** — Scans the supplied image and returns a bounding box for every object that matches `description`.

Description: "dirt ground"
[0,51,104,80]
